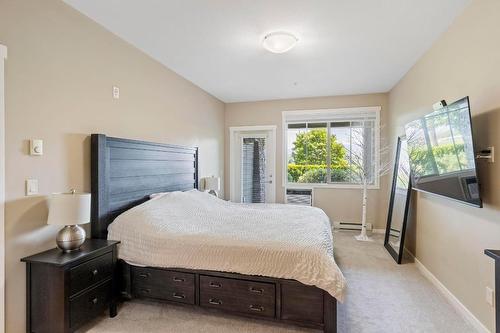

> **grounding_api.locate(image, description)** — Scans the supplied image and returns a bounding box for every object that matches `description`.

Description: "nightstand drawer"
[70,252,113,296]
[70,280,112,330]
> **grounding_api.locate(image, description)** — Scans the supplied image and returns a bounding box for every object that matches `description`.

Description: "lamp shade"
[47,192,91,226]
[203,176,220,192]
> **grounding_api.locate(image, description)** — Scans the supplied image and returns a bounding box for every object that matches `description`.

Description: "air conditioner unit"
[286,188,313,206]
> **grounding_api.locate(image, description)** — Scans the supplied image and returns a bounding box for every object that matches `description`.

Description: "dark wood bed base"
[91,134,337,333]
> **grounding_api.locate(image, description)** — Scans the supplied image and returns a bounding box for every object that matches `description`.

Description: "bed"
[91,134,346,333]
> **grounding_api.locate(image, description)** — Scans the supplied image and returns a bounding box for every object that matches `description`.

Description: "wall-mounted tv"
[404,96,482,207]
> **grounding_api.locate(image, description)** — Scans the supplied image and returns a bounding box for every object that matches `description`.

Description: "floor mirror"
[384,136,412,264]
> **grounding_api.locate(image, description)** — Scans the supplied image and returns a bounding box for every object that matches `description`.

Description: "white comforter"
[108,190,346,301]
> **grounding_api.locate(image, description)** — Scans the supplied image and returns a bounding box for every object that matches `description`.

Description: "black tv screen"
[404,97,482,207]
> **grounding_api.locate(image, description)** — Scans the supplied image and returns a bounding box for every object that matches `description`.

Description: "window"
[283,107,380,188]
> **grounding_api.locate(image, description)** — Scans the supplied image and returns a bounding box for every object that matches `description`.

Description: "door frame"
[229,125,276,203]
[0,44,7,333]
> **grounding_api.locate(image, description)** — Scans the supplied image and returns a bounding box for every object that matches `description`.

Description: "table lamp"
[203,176,220,197]
[47,190,91,252]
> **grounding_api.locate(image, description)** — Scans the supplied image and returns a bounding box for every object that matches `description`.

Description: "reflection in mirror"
[404,97,481,207]
[384,137,412,264]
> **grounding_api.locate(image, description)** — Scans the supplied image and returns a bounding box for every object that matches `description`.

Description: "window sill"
[284,183,380,190]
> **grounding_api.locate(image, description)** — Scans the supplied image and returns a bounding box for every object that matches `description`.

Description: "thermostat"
[30,139,43,156]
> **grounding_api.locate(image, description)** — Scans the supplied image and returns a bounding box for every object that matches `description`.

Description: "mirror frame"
[384,136,412,264]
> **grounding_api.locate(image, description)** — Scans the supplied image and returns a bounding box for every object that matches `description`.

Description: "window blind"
[241,137,267,203]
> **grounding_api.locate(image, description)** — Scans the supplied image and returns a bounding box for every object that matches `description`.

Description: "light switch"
[26,179,38,196]
[30,139,43,156]
[486,286,495,306]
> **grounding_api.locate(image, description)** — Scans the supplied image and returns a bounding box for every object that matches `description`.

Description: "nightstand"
[21,239,120,333]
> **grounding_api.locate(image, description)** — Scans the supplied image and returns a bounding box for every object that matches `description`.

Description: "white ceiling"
[64,0,470,103]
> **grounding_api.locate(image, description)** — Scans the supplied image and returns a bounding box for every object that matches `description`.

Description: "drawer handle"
[139,273,150,279]
[172,277,185,282]
[91,297,98,305]
[249,305,264,312]
[249,287,264,294]
[209,282,222,288]
[172,293,186,299]
[92,269,99,276]
[140,288,151,294]
[208,298,222,305]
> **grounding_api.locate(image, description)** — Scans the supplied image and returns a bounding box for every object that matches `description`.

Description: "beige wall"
[225,94,390,229]
[0,1,224,332]
[388,0,500,330]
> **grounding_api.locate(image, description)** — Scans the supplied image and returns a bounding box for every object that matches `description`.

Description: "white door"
[230,126,276,203]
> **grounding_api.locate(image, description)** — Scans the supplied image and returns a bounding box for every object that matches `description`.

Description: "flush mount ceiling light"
[262,32,298,54]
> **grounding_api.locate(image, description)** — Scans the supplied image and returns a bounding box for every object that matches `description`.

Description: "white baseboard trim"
[409,253,490,333]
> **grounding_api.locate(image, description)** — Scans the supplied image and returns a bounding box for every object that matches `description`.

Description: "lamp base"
[56,225,86,253]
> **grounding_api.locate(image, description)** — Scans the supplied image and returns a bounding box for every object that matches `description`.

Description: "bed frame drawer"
[280,282,324,324]
[199,275,275,318]
[200,275,275,298]
[132,266,195,287]
[131,266,195,304]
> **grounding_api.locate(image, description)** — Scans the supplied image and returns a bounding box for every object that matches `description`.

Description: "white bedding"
[107,190,347,301]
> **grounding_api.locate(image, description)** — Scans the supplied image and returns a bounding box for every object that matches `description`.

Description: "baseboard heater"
[334,221,373,231]
[285,188,313,206]
[389,228,400,237]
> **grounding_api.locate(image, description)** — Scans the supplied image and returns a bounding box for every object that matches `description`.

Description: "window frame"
[282,107,381,189]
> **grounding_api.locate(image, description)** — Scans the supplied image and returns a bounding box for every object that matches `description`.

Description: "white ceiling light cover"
[262,32,298,54]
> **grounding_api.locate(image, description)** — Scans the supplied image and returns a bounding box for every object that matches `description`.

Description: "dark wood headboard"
[91,134,198,239]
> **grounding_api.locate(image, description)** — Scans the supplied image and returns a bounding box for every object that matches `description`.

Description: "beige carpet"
[78,231,475,333]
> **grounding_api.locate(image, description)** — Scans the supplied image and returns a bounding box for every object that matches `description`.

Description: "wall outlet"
[486,286,494,307]
[26,179,38,196]
[112,86,120,99]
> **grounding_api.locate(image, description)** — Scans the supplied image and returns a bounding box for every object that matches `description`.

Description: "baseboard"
[372,228,385,234]
[408,252,490,333]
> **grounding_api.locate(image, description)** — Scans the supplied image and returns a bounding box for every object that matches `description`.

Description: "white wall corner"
[0,45,7,59]
[408,252,490,333]
[0,42,6,333]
